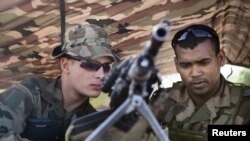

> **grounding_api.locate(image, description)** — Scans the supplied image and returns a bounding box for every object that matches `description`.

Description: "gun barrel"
[143,19,171,58]
[129,19,171,81]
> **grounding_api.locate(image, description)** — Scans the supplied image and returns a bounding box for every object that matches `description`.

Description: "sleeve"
[237,88,250,124]
[0,81,36,140]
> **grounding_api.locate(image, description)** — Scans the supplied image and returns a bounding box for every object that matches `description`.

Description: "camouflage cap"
[52,24,117,61]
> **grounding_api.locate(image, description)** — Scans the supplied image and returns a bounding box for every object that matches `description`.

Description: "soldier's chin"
[89,92,101,98]
[189,88,209,96]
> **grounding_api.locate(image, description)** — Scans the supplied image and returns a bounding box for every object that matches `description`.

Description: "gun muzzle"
[143,19,171,58]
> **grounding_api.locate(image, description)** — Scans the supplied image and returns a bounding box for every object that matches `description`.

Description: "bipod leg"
[85,98,132,141]
[134,95,170,141]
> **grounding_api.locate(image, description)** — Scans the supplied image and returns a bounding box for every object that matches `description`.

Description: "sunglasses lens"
[177,31,189,41]
[80,61,111,73]
[102,63,111,73]
[191,29,212,38]
[80,61,99,71]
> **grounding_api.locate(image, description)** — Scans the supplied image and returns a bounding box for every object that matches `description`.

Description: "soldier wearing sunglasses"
[125,24,250,141]
[0,24,118,141]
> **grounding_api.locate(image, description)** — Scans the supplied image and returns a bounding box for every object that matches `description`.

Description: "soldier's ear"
[60,57,70,74]
[217,49,225,67]
[174,57,179,73]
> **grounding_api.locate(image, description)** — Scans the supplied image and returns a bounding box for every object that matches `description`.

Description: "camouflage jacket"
[139,75,250,141]
[62,75,250,141]
[0,76,96,141]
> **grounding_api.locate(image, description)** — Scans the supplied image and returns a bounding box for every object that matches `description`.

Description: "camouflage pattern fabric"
[0,0,250,90]
[0,76,96,141]
[52,24,118,61]
[67,126,127,141]
[66,74,249,141]
[136,75,250,141]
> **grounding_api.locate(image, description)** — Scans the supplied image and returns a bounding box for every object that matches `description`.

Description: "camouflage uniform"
[0,24,117,141]
[128,75,250,141]
[0,76,95,141]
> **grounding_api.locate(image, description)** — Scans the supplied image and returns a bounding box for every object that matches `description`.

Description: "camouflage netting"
[0,0,250,89]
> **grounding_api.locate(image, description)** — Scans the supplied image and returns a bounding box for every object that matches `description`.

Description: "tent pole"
[60,0,65,44]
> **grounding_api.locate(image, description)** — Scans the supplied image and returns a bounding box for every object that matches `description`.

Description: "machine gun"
[66,19,172,141]
[87,19,171,141]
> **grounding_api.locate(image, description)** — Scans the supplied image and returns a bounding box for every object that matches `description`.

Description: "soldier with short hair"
[125,24,250,141]
[0,24,118,141]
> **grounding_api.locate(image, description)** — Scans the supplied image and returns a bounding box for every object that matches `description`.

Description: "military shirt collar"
[43,76,63,104]
[42,76,93,118]
[169,75,230,108]
[211,75,230,108]
[168,75,231,122]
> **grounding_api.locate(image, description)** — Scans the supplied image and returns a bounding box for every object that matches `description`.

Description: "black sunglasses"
[80,60,112,73]
[64,55,113,73]
[172,28,213,48]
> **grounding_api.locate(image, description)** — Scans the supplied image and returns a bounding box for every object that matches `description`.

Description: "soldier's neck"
[63,95,87,112]
[62,78,87,112]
